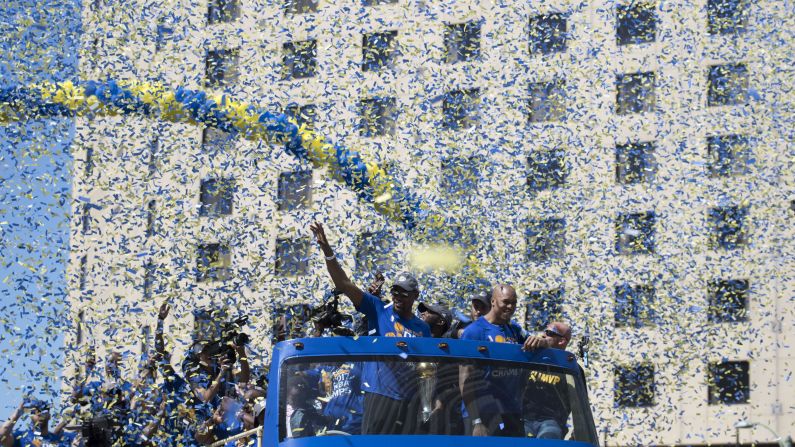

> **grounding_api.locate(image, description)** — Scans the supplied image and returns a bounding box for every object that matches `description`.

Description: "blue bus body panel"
[282,435,595,447]
[263,337,590,447]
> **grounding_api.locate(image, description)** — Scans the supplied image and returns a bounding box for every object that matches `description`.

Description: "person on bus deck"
[310,222,430,434]
[418,302,464,435]
[444,285,492,339]
[522,322,574,440]
[285,374,323,438]
[459,284,553,437]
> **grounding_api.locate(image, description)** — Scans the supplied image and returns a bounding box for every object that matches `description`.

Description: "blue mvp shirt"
[460,317,528,415]
[355,292,431,400]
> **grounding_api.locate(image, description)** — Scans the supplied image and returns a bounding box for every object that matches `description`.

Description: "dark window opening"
[445,21,481,63]
[616,211,656,255]
[283,40,317,80]
[616,1,657,45]
[275,237,311,276]
[362,31,398,72]
[615,363,656,407]
[529,13,568,55]
[525,288,565,331]
[443,88,480,130]
[708,360,749,404]
[526,218,566,262]
[277,170,312,211]
[708,279,748,323]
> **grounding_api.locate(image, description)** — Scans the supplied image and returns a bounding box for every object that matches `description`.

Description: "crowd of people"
[0,222,579,447]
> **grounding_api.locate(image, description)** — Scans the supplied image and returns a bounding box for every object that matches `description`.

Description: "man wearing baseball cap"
[445,284,492,339]
[310,222,430,434]
[418,302,453,338]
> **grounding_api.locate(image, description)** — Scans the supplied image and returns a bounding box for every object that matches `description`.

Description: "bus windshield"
[278,356,597,444]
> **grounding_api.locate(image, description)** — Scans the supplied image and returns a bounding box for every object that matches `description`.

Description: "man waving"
[310,222,430,434]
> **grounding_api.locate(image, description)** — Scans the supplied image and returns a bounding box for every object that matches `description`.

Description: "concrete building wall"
[68,0,794,444]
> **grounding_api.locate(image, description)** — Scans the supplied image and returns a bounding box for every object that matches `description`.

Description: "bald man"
[459,285,552,437]
[522,321,574,440]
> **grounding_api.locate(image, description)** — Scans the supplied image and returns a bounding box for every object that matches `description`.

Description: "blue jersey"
[355,292,430,399]
[460,317,528,414]
[13,428,75,447]
[321,362,364,433]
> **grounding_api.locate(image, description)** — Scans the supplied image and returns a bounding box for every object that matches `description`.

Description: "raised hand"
[310,222,331,252]
[158,301,170,320]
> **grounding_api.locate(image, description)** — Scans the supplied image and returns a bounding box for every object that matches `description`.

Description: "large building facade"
[69,0,793,445]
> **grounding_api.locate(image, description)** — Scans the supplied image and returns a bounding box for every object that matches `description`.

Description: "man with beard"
[310,223,430,434]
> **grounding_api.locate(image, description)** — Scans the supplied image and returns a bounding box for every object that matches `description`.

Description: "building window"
[207,0,239,24]
[525,288,564,331]
[285,0,317,14]
[529,13,567,55]
[708,205,747,250]
[707,63,748,107]
[616,1,656,46]
[283,40,317,80]
[707,135,751,177]
[528,79,566,123]
[79,255,88,290]
[155,23,174,52]
[285,103,317,131]
[708,279,749,323]
[275,237,310,276]
[615,363,656,407]
[440,156,483,197]
[528,149,566,191]
[615,283,657,328]
[202,127,236,152]
[616,211,655,255]
[196,243,231,282]
[708,0,747,35]
[355,231,396,275]
[205,49,239,87]
[445,21,481,63]
[81,203,92,235]
[277,170,312,211]
[526,218,566,263]
[708,360,749,404]
[363,0,397,4]
[145,199,156,238]
[85,146,94,177]
[76,310,84,346]
[362,31,398,72]
[143,261,155,299]
[148,136,159,175]
[199,178,235,217]
[616,141,655,184]
[360,97,397,137]
[617,72,655,115]
[443,88,480,130]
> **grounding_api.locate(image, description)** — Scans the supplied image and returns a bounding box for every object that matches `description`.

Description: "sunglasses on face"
[545,329,564,338]
[390,288,411,298]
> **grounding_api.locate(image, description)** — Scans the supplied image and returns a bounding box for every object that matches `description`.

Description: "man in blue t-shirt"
[460,284,552,437]
[311,222,431,434]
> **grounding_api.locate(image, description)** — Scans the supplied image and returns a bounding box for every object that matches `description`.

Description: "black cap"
[392,272,419,294]
[470,290,491,306]
[417,302,453,331]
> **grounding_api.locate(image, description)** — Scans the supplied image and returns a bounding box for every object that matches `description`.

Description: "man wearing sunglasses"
[522,322,573,440]
[310,222,430,434]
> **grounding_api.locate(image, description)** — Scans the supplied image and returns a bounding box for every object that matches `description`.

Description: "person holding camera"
[310,222,430,434]
[1,399,76,447]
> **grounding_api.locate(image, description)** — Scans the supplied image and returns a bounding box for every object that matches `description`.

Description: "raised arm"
[155,302,177,378]
[310,222,364,307]
[0,402,23,447]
